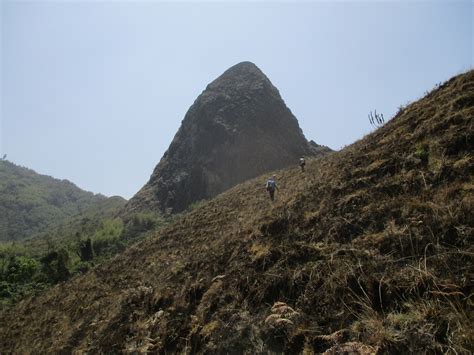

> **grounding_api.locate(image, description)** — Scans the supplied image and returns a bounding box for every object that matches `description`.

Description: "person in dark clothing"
[265,175,279,201]
[299,157,306,172]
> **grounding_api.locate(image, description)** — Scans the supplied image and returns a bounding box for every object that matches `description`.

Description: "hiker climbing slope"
[299,157,306,172]
[265,175,279,201]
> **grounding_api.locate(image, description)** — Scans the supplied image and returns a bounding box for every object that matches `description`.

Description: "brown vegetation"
[1,70,473,353]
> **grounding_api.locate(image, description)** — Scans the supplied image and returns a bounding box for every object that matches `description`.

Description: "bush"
[415,144,429,166]
[121,213,163,241]
[4,256,39,283]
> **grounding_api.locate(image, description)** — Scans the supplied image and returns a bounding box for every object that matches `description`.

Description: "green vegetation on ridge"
[0,160,134,306]
[0,160,126,242]
[0,212,167,307]
[0,190,205,307]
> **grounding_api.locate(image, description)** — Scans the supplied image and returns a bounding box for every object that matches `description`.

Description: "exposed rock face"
[123,61,330,214]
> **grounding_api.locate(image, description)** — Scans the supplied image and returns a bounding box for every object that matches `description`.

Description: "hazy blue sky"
[1,0,472,199]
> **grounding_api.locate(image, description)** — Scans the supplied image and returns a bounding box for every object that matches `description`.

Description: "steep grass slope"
[1,71,473,353]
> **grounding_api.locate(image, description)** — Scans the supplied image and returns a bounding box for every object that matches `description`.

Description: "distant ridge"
[0,160,126,241]
[122,61,330,215]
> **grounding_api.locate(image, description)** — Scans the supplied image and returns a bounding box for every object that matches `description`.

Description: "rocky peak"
[122,62,330,215]
[205,61,274,94]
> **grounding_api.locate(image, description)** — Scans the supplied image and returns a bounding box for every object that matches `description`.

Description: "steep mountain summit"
[122,62,330,215]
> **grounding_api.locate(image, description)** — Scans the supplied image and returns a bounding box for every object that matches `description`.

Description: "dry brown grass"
[0,70,473,354]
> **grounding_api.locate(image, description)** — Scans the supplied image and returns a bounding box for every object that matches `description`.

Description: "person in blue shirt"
[265,175,279,201]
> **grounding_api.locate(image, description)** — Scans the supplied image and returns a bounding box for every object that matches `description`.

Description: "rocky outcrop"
[123,61,330,215]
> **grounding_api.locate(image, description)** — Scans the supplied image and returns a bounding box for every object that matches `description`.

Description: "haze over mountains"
[122,62,330,216]
[1,67,472,353]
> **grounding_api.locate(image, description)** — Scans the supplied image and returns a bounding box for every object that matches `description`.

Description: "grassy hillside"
[0,161,126,242]
[0,70,472,353]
